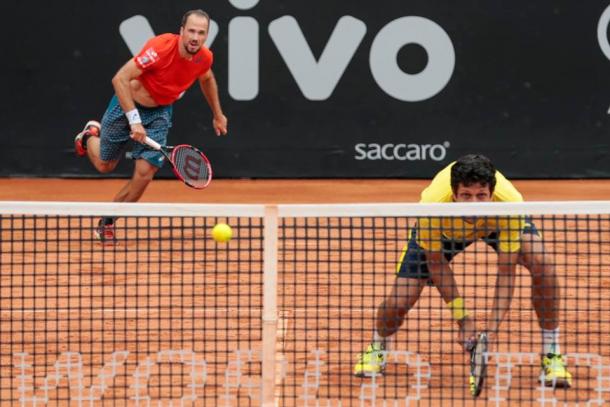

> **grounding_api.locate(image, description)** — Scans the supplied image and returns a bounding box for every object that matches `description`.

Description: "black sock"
[81,132,91,149]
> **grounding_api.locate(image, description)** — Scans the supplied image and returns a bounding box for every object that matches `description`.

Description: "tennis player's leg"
[92,159,159,243]
[354,229,455,377]
[112,159,159,203]
[76,96,131,173]
[518,222,572,388]
[376,279,427,340]
[75,121,120,173]
[95,103,172,242]
[85,135,120,173]
[114,109,171,203]
[353,277,426,377]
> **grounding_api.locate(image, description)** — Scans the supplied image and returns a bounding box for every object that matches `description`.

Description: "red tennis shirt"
[134,33,213,106]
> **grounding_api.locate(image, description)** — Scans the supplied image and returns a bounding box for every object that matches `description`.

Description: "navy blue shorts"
[99,95,173,168]
[396,218,540,280]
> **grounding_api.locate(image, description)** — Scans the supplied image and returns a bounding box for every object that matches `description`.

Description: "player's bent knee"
[524,253,554,274]
[133,159,159,180]
[96,161,118,174]
[133,172,156,185]
[530,265,556,282]
[381,297,410,314]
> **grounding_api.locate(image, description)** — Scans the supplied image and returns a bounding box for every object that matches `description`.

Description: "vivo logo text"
[119,1,455,102]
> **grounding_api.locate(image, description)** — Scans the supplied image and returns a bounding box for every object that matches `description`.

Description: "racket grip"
[144,136,162,150]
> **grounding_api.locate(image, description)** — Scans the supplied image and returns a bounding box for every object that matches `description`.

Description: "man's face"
[180,14,209,55]
[453,182,492,202]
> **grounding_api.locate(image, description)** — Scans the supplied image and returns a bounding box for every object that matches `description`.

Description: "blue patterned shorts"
[100,95,173,168]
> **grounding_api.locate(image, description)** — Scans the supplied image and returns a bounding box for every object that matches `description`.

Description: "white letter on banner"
[596,5,610,113]
[394,144,407,160]
[299,350,326,404]
[130,350,207,406]
[370,16,455,102]
[537,353,610,406]
[597,5,610,61]
[14,351,129,406]
[487,352,610,406]
[354,143,367,160]
[359,351,430,405]
[269,16,367,100]
[218,349,287,405]
[219,350,259,405]
[229,0,259,9]
[486,352,537,405]
[229,17,260,100]
[381,144,395,160]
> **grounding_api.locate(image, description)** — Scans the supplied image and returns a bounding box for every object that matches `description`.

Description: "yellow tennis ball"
[212,223,232,243]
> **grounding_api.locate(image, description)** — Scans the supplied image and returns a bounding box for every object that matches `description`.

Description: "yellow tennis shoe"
[354,343,386,377]
[542,353,572,388]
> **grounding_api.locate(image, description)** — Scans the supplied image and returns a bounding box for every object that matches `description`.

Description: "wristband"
[447,297,469,321]
[125,109,142,125]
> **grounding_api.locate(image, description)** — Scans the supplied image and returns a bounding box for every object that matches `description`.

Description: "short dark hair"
[181,9,210,27]
[450,154,497,194]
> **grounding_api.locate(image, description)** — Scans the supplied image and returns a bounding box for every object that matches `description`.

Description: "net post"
[262,205,279,407]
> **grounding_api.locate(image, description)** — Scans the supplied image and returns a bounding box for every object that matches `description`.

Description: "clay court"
[1,178,609,203]
[1,178,609,406]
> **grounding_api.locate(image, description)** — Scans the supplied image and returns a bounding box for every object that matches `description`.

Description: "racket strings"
[172,146,211,188]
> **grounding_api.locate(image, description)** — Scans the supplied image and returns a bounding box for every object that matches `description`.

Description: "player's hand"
[213,114,228,136]
[458,316,477,352]
[130,123,147,143]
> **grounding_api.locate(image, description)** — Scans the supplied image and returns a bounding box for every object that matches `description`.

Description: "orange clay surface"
[0,178,609,202]
[1,178,609,406]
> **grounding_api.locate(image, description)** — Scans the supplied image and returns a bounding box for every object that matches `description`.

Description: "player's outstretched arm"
[427,251,476,350]
[111,59,146,143]
[198,70,227,136]
[486,252,518,334]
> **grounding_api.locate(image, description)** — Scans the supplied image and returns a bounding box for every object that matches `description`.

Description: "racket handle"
[144,136,162,150]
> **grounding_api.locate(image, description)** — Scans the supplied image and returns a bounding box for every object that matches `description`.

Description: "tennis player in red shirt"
[74,9,227,242]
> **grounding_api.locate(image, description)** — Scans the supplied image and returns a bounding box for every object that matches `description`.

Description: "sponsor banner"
[355,142,451,162]
[0,1,609,178]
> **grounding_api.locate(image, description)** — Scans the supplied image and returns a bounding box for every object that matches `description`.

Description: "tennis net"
[1,201,609,406]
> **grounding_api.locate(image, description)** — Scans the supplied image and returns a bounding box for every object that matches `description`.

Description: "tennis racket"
[469,332,489,397]
[144,136,212,189]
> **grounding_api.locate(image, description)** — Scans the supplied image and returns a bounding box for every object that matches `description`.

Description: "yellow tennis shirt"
[417,162,524,253]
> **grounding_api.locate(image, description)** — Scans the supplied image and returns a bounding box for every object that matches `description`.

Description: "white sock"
[542,328,560,355]
[373,331,393,349]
